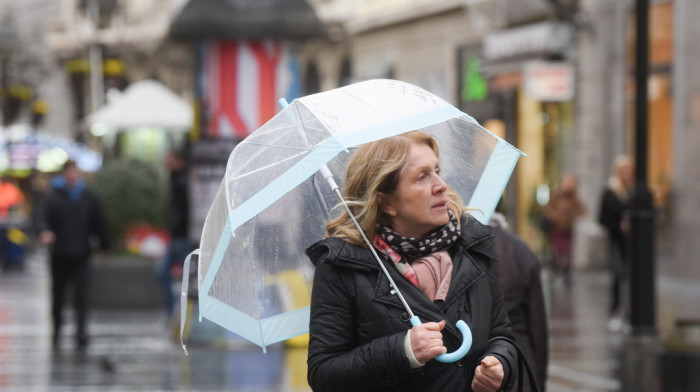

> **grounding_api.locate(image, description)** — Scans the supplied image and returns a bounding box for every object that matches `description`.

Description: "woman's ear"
[377,192,397,217]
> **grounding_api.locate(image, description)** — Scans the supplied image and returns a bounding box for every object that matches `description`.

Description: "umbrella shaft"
[332,188,416,319]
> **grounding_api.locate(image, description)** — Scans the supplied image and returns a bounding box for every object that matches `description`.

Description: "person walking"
[489,212,548,392]
[542,173,585,286]
[37,160,109,349]
[155,150,192,321]
[306,131,518,392]
[598,155,633,331]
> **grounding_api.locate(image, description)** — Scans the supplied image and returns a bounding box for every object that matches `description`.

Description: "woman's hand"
[410,320,447,363]
[471,356,504,392]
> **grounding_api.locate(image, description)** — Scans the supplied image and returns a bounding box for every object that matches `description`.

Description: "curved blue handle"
[410,316,472,363]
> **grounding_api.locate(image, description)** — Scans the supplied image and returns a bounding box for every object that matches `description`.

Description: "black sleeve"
[525,250,549,390]
[598,190,618,232]
[483,256,519,390]
[34,193,51,233]
[307,259,410,392]
[89,192,109,251]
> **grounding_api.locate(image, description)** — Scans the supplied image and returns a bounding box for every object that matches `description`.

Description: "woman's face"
[381,142,450,238]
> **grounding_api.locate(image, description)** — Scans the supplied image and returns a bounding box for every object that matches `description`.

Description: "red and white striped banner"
[204,40,300,138]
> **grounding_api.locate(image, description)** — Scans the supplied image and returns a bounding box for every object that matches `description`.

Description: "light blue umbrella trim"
[200,295,264,347]
[260,306,310,344]
[468,140,524,224]
[333,106,464,148]
[199,294,310,350]
[199,219,233,312]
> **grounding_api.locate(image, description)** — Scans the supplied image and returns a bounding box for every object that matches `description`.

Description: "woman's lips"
[432,201,447,209]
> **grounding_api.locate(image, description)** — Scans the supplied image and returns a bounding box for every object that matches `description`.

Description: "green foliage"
[90,159,166,248]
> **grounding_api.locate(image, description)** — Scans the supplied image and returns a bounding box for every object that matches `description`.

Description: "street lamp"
[630,0,655,337]
[621,0,659,391]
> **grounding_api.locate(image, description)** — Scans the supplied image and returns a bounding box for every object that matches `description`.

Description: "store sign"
[483,22,573,62]
[523,62,575,101]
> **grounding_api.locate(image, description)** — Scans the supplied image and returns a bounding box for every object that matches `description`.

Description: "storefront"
[458,21,576,254]
[627,1,674,212]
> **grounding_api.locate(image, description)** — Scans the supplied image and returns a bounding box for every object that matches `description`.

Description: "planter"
[90,253,165,310]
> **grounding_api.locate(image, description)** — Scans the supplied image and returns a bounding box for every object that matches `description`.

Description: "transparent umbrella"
[180,79,524,354]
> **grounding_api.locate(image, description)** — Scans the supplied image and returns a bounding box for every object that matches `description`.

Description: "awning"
[85,80,193,131]
[169,0,325,40]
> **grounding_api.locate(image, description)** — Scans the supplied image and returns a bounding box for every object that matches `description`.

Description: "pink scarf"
[410,250,452,301]
[373,236,453,301]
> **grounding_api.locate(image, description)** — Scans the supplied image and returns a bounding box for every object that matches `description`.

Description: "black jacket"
[305,217,517,392]
[37,180,109,261]
[598,188,629,247]
[492,224,548,392]
[167,168,189,238]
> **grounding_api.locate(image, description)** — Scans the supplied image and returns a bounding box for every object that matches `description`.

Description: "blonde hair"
[326,131,467,246]
[608,155,634,200]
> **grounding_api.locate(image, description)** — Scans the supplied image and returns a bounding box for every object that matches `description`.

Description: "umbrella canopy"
[86,80,193,131]
[194,79,524,350]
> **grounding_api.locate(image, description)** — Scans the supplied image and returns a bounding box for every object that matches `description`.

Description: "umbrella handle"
[410,316,472,363]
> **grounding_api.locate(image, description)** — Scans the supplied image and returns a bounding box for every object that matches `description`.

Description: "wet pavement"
[543,269,623,392]
[0,248,311,392]
[0,247,645,391]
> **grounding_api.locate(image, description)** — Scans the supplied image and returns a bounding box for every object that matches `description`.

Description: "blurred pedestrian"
[36,160,109,349]
[598,155,633,331]
[542,173,585,286]
[155,150,192,321]
[306,132,518,392]
[489,211,548,392]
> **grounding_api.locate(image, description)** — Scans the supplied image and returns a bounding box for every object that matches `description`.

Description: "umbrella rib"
[243,142,309,151]
[228,150,309,182]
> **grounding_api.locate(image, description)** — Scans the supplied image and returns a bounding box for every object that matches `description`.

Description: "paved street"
[543,269,623,392]
[0,247,645,391]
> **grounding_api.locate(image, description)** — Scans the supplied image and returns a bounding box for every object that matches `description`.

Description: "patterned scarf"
[373,211,461,288]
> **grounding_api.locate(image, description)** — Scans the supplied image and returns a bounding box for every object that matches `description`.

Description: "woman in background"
[598,155,634,331]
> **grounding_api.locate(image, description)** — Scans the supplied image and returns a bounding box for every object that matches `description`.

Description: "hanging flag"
[203,40,300,138]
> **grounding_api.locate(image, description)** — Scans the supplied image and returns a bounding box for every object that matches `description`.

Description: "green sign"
[461,57,488,102]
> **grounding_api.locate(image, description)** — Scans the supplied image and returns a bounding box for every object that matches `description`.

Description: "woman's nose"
[433,174,448,193]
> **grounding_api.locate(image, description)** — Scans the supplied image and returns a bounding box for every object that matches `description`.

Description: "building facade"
[29,0,700,334]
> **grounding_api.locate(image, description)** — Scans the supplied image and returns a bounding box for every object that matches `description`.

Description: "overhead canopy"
[169,0,325,40]
[86,80,193,131]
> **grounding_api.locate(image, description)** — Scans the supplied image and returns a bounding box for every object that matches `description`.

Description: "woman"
[542,173,585,285]
[306,131,517,391]
[598,155,633,331]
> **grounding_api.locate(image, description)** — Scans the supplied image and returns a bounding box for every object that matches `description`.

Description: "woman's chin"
[434,210,450,225]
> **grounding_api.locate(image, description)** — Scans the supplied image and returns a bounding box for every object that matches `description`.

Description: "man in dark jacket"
[37,160,109,349]
[490,212,548,391]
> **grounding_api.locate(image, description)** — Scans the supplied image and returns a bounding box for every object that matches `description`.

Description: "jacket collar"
[305,214,496,340]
